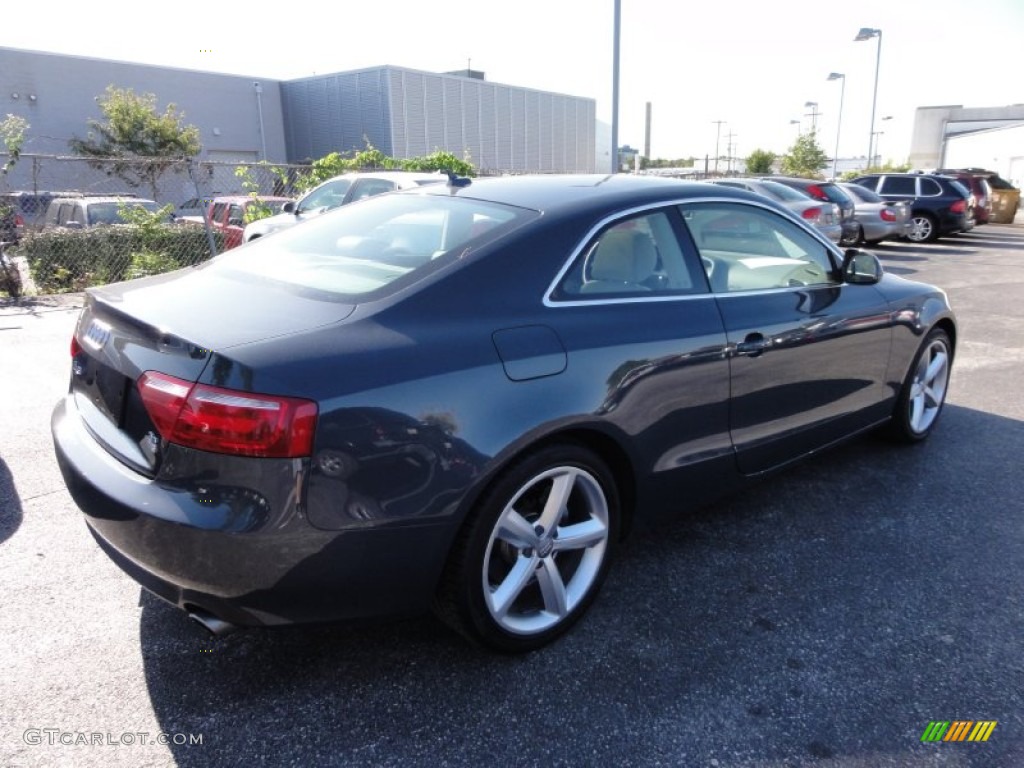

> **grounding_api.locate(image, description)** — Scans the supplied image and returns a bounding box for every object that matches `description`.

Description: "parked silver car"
[242,171,446,243]
[837,182,912,245]
[706,178,843,243]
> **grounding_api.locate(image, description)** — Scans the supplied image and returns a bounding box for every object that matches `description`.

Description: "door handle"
[735,333,770,357]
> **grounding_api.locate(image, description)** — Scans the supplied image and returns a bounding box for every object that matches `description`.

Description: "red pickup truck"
[203,196,292,250]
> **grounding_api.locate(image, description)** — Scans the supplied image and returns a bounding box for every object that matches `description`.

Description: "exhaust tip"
[188,610,239,638]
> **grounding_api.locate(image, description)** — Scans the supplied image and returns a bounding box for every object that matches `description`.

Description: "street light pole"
[827,72,845,179]
[611,0,621,172]
[855,27,882,170]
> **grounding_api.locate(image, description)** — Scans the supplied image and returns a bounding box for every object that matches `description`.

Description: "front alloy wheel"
[437,444,619,652]
[888,328,952,442]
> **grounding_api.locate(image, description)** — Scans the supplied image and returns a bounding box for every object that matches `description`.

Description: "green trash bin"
[989,187,1020,224]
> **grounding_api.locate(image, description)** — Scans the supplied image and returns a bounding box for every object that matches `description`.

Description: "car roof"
[416,173,759,215]
[49,196,156,204]
[210,196,292,203]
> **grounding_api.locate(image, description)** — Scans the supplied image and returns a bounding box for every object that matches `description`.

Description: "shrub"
[17,224,223,294]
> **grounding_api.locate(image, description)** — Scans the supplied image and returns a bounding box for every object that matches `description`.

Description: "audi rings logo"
[83,319,112,350]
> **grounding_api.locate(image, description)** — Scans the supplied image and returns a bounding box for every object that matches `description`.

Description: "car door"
[678,200,895,475]
[547,207,734,511]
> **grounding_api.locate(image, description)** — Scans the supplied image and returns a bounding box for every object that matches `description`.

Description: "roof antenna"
[445,170,471,188]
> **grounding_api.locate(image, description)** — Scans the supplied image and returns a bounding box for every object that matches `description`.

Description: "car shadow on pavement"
[0,454,23,545]
[138,404,1024,767]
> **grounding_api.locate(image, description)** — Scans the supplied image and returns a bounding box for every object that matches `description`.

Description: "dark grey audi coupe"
[52,174,956,651]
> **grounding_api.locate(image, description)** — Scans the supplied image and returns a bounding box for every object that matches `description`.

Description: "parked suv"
[43,196,163,229]
[205,196,292,250]
[0,191,62,242]
[242,171,445,243]
[759,176,859,244]
[933,169,992,225]
[850,174,970,242]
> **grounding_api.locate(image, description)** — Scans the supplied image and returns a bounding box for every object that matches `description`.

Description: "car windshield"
[299,179,353,212]
[213,193,536,298]
[88,201,161,225]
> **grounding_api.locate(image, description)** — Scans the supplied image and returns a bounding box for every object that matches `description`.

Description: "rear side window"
[919,178,942,196]
[553,210,702,299]
[879,177,916,196]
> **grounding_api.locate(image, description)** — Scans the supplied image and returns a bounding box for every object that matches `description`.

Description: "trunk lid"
[70,267,354,475]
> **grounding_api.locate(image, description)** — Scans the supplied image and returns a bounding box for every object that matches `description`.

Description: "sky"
[6,0,1024,165]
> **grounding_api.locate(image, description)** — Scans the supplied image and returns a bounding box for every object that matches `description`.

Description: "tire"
[886,328,952,443]
[906,213,938,243]
[436,443,620,652]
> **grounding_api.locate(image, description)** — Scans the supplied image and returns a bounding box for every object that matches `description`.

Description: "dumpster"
[989,187,1020,224]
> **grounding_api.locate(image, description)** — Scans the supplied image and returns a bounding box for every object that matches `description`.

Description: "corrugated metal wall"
[282,68,394,162]
[283,66,595,173]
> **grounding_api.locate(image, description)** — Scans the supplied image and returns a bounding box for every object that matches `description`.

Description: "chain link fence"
[0,154,314,297]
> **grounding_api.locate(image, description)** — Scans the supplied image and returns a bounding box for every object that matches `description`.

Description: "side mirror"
[283,201,296,214]
[841,248,883,285]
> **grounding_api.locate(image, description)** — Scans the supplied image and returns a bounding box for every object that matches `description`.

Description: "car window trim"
[543,196,844,308]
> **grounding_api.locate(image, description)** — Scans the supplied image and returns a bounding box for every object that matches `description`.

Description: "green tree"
[780,132,829,178]
[291,142,476,194]
[69,86,201,198]
[1,114,29,176]
[746,148,776,175]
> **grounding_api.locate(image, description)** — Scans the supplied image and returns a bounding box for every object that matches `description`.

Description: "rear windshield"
[212,192,536,299]
[842,184,883,203]
[759,181,811,202]
[820,184,853,207]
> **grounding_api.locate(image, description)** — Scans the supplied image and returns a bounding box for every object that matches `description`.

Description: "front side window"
[681,202,838,293]
[299,179,353,213]
[552,210,702,299]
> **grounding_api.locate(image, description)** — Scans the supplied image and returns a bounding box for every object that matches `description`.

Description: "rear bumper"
[51,394,453,627]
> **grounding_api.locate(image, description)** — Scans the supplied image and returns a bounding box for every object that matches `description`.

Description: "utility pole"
[712,120,725,173]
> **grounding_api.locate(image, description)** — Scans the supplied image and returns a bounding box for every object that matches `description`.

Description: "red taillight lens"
[801,206,823,223]
[70,336,82,357]
[138,371,317,458]
[950,199,966,214]
[14,213,24,227]
[806,184,825,200]
[880,208,896,222]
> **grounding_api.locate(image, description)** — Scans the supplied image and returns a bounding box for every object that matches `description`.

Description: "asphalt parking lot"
[1,222,1022,768]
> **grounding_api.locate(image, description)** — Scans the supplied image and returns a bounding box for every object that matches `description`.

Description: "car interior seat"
[579,229,657,294]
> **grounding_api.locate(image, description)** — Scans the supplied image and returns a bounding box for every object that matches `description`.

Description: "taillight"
[70,336,82,357]
[950,199,966,214]
[138,371,317,458]
[806,184,825,200]
[801,206,823,223]
[14,213,24,227]
[880,208,896,222]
